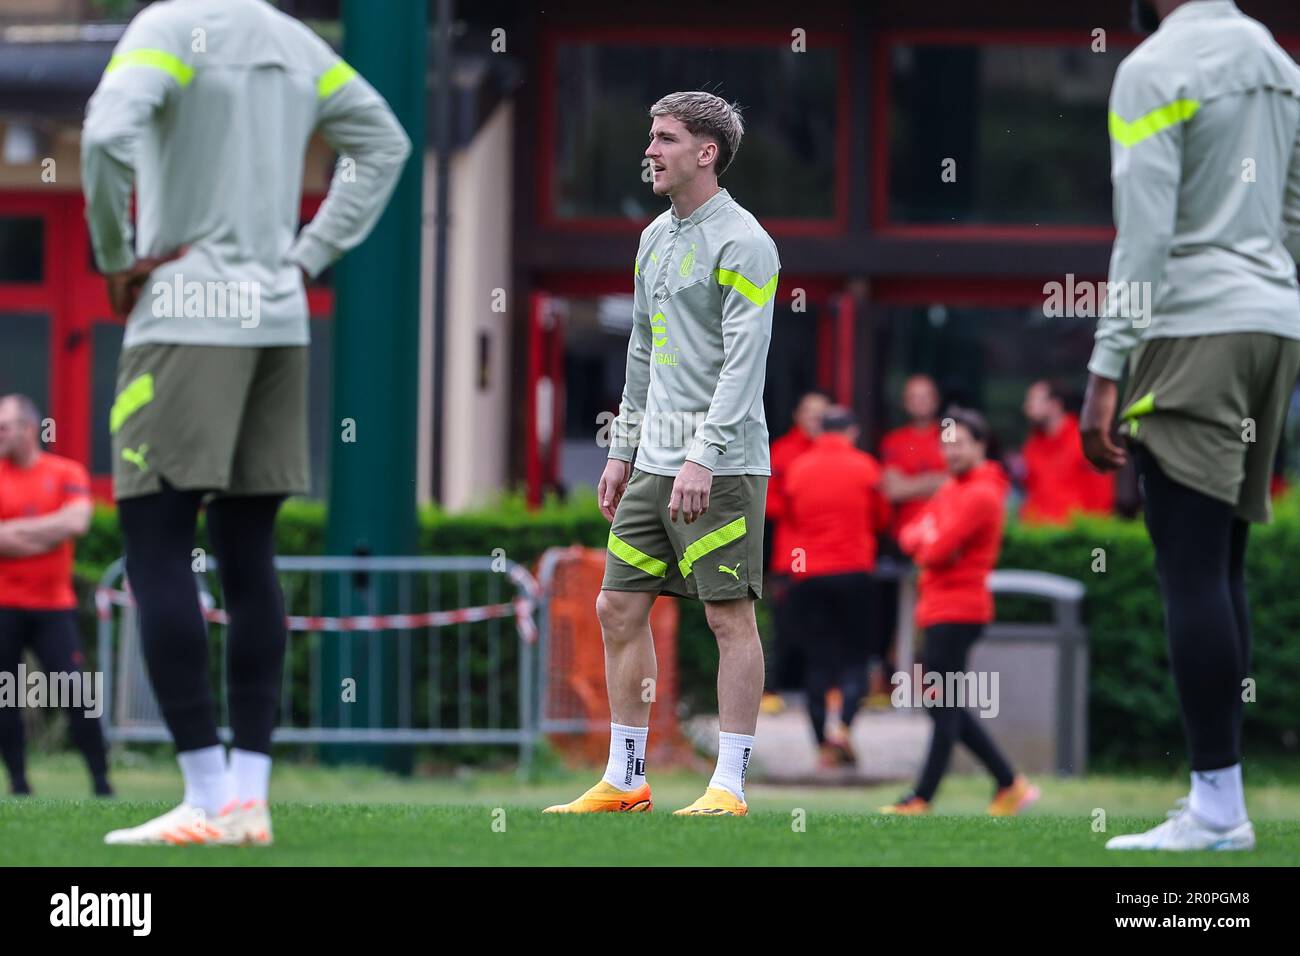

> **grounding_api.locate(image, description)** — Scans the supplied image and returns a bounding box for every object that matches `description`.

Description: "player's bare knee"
[595,589,649,644]
[704,598,756,643]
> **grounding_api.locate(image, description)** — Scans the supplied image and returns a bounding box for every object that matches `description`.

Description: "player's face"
[0,401,27,458]
[942,424,983,475]
[1022,382,1051,426]
[902,378,939,421]
[795,394,829,435]
[646,115,705,197]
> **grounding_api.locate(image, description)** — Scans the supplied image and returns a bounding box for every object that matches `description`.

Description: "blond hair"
[649,91,745,175]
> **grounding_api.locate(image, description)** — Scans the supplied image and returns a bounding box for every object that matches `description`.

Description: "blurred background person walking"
[882,408,1037,814]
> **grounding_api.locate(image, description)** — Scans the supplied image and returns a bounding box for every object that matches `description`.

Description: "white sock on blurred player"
[601,723,648,791]
[230,748,272,806]
[709,731,754,801]
[1189,764,1247,829]
[178,745,232,815]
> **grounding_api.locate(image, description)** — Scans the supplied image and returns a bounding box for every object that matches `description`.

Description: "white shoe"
[226,800,274,846]
[104,802,240,846]
[1105,799,1255,852]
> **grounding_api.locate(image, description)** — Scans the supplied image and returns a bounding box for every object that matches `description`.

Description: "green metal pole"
[321,0,426,771]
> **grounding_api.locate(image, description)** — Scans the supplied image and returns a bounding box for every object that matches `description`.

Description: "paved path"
[685,698,933,785]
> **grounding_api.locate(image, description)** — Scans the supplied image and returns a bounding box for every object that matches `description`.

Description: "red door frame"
[525,274,851,508]
[0,190,332,503]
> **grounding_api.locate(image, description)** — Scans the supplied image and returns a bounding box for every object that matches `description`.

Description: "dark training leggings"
[1135,445,1251,771]
[118,480,287,755]
[913,622,1015,802]
[0,607,111,794]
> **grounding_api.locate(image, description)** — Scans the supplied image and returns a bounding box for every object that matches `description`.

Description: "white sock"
[1189,764,1247,829]
[601,723,648,791]
[709,732,755,802]
[229,749,272,807]
[178,745,232,815]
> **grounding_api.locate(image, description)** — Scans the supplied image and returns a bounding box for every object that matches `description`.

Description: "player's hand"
[105,247,187,321]
[598,458,632,522]
[1080,372,1128,472]
[669,460,712,525]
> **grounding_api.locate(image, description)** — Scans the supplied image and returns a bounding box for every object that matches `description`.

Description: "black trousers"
[117,480,288,755]
[913,622,1015,801]
[0,607,110,792]
[1135,444,1251,771]
[787,572,872,744]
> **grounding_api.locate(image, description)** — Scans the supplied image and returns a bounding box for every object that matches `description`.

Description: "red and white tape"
[96,586,537,643]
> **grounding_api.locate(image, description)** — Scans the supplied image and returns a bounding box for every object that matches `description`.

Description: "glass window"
[552,43,840,222]
[876,303,1098,451]
[0,313,50,415]
[0,217,44,282]
[887,43,1132,226]
[91,321,124,475]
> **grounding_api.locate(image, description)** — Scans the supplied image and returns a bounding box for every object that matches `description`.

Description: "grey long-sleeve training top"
[82,0,412,349]
[608,187,781,476]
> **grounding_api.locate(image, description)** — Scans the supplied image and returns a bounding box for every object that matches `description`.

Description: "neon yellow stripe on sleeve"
[716,268,779,307]
[105,49,195,86]
[1109,99,1200,148]
[318,61,359,99]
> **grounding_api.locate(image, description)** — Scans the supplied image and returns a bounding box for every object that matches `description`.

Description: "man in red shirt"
[0,394,111,796]
[880,374,948,537]
[780,406,891,767]
[762,391,829,702]
[1019,380,1114,525]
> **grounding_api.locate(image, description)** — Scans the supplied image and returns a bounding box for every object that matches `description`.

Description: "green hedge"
[68,487,1300,763]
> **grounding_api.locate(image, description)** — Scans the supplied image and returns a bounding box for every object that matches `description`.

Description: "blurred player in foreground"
[1081,0,1300,851]
[546,91,779,816]
[81,0,409,844]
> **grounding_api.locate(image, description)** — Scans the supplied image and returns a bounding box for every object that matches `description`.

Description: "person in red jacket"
[1018,380,1114,524]
[881,407,1037,816]
[0,394,111,797]
[780,406,890,767]
[762,391,829,706]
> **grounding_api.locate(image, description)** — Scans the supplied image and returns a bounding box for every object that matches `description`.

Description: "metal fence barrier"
[96,555,541,770]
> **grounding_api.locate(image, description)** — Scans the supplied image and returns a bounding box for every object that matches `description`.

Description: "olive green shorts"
[110,343,311,501]
[602,467,768,602]
[1119,332,1300,524]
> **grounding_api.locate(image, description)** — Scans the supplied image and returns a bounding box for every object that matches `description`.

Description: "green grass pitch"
[2,754,1297,866]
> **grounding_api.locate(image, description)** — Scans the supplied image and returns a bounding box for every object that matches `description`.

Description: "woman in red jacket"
[881,408,1039,816]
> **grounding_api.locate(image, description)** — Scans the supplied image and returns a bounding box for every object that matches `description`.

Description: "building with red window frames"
[2,0,1299,509]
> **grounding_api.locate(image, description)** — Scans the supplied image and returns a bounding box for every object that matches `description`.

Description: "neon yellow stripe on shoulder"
[318,61,359,99]
[106,49,195,86]
[1109,99,1200,148]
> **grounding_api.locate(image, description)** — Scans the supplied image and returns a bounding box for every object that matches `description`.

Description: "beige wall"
[419,102,514,511]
